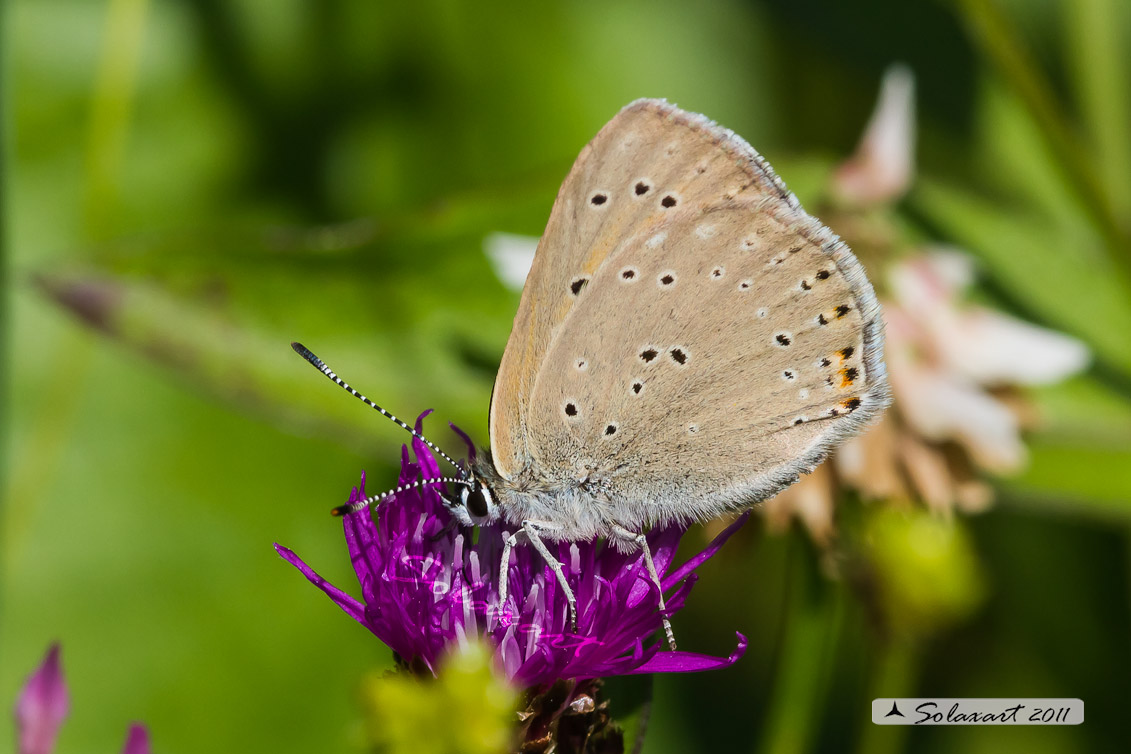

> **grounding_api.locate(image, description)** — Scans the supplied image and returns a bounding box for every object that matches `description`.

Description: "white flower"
[484,232,538,292]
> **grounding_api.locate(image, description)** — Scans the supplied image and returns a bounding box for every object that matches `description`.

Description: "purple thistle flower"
[277,414,747,688]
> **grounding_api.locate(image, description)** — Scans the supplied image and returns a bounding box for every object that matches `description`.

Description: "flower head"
[276,414,747,688]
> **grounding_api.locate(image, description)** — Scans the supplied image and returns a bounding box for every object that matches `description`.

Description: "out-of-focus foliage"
[3,1,1130,753]
[360,643,517,754]
[864,508,985,638]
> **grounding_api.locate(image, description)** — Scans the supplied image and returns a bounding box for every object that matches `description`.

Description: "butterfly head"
[456,475,497,524]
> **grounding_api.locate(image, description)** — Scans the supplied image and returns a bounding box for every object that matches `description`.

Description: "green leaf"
[950,0,1130,261]
[1065,0,1131,220]
[1002,443,1131,521]
[1002,378,1131,519]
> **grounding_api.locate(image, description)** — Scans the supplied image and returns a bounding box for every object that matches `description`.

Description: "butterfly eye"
[465,486,490,518]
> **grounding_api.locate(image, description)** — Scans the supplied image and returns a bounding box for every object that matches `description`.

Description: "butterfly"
[294,98,888,648]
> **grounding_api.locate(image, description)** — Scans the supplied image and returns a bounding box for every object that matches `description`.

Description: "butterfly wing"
[489,99,888,528]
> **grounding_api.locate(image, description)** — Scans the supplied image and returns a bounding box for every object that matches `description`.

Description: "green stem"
[1,0,10,571]
[853,638,921,754]
[84,0,149,237]
[3,0,148,570]
[754,534,842,754]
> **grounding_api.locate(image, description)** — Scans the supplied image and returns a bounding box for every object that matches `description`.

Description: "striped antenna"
[291,342,469,477]
[331,476,472,517]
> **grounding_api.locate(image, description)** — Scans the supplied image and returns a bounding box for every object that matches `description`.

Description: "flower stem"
[603,673,653,754]
[754,533,843,754]
[853,637,920,754]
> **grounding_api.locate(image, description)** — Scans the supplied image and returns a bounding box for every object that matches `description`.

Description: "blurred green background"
[3,0,1130,752]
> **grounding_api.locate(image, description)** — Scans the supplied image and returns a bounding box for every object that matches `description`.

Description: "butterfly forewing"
[490,99,887,529]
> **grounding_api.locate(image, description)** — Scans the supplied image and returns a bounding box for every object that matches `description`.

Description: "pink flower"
[14,644,68,754]
[119,726,151,754]
[882,250,1087,474]
[765,68,1088,540]
[13,644,150,754]
[832,64,916,206]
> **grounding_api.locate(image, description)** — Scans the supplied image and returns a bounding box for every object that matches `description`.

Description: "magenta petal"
[274,544,367,624]
[663,513,751,590]
[120,724,151,754]
[15,643,69,754]
[623,632,747,674]
[448,422,477,463]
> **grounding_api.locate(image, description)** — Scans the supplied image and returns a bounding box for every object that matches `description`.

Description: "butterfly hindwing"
[489,99,887,528]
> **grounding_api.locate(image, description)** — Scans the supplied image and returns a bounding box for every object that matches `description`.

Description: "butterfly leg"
[522,520,579,633]
[497,528,525,614]
[496,522,579,632]
[610,525,677,651]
